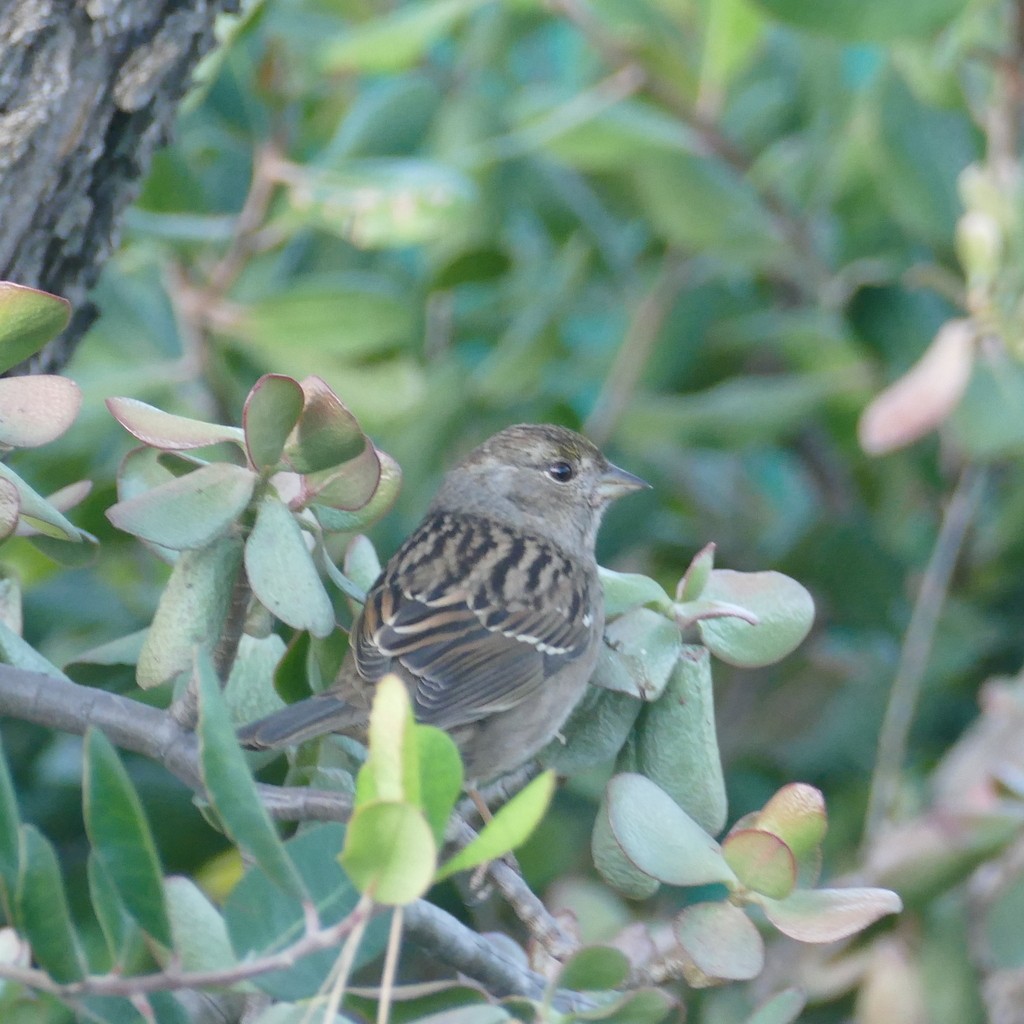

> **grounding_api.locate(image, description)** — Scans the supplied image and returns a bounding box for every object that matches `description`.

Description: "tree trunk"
[0,0,236,373]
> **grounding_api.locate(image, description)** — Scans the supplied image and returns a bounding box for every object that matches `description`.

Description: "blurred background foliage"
[8,0,1024,1019]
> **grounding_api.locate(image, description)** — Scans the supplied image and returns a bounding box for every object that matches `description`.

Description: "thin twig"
[863,465,986,845]
[584,254,691,446]
[376,905,404,1024]
[0,908,363,998]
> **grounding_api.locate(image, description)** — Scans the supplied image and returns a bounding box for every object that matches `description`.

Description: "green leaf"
[245,492,336,638]
[557,945,630,991]
[137,537,244,689]
[0,283,70,373]
[83,728,173,947]
[675,901,764,983]
[342,534,383,595]
[340,800,437,905]
[196,651,308,902]
[0,376,81,448]
[416,725,463,845]
[283,159,476,249]
[244,374,305,472]
[106,462,257,550]
[244,286,414,362]
[758,887,903,942]
[437,772,556,879]
[697,570,814,668]
[162,876,239,974]
[0,731,22,909]
[15,825,85,982]
[359,673,420,806]
[225,823,390,1001]
[106,397,245,450]
[0,478,18,543]
[87,853,139,968]
[750,0,967,41]
[635,646,727,835]
[320,0,487,73]
[591,790,660,900]
[600,773,737,888]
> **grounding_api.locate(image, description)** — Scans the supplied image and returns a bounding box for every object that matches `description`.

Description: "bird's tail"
[236,694,366,750]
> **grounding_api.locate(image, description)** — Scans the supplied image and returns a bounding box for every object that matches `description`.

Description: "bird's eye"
[547,460,575,483]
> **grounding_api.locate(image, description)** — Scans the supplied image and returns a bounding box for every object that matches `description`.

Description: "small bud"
[956,210,1002,286]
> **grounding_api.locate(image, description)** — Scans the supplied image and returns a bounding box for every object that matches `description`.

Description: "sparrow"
[237,424,648,783]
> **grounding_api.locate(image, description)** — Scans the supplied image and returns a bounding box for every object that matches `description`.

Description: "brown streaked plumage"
[237,424,648,782]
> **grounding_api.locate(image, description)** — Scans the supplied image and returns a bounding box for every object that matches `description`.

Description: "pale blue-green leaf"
[599,567,673,618]
[743,988,806,1024]
[106,462,256,550]
[675,901,764,982]
[162,876,239,975]
[636,646,727,835]
[557,945,630,991]
[0,376,81,448]
[0,618,67,678]
[597,608,681,701]
[245,493,335,637]
[541,687,641,776]
[225,823,390,1001]
[697,570,814,668]
[0,731,21,904]
[137,538,243,689]
[604,773,736,887]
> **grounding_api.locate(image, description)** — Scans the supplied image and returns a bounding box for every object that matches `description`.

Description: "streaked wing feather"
[350,513,594,729]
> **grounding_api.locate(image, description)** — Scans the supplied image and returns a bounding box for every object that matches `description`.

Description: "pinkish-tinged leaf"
[311,448,402,529]
[759,887,902,943]
[284,376,369,474]
[675,901,764,984]
[107,463,256,550]
[697,570,814,668]
[676,542,716,601]
[106,397,245,451]
[0,479,19,543]
[243,374,304,471]
[858,318,975,455]
[301,445,381,511]
[722,830,796,899]
[756,784,827,860]
[0,377,81,448]
[0,283,71,373]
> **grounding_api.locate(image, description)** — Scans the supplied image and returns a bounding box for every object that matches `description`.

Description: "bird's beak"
[596,462,651,503]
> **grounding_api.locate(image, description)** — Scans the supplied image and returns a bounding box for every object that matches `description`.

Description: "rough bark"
[0,0,236,373]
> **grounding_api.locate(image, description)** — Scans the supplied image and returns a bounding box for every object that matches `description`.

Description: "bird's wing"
[351,512,596,730]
